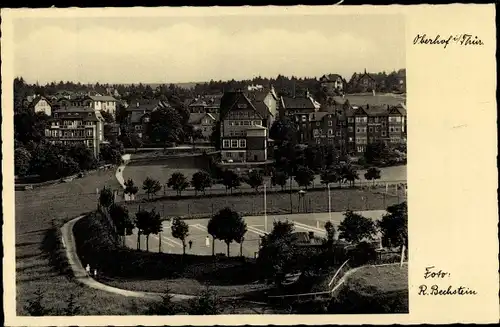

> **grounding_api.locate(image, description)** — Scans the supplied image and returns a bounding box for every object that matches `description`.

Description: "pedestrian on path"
[189,240,193,250]
[205,236,210,248]
[93,268,98,278]
[85,264,91,275]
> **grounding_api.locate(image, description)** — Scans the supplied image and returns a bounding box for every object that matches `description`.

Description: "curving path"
[60,214,195,301]
[116,154,132,200]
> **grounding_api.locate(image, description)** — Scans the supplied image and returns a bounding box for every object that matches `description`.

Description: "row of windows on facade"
[353,126,403,133]
[224,151,245,159]
[227,110,259,119]
[52,121,96,126]
[227,120,262,126]
[54,112,95,118]
[311,125,402,135]
[46,130,95,138]
[312,134,402,144]
[52,139,94,146]
[223,139,246,149]
[97,101,115,106]
[296,115,403,124]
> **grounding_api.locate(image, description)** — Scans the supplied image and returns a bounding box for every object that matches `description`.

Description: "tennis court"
[126,210,387,258]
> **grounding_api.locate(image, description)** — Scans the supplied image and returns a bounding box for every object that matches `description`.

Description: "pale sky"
[13,14,405,84]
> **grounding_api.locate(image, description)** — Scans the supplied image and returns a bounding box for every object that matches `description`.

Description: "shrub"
[347,241,378,267]
[24,289,51,316]
[40,220,72,277]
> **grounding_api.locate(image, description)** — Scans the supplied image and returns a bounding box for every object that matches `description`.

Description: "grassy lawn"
[122,187,403,218]
[329,264,409,313]
[100,276,270,298]
[14,169,158,315]
[346,264,408,295]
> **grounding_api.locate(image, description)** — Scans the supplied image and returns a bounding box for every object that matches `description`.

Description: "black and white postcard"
[1,4,498,325]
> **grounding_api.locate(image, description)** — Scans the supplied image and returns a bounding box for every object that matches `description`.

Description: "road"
[126,210,387,258]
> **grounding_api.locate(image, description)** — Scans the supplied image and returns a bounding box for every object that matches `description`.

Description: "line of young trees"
[122,163,381,206]
[128,168,270,201]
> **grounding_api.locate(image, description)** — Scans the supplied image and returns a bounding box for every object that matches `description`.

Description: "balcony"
[60,125,86,130]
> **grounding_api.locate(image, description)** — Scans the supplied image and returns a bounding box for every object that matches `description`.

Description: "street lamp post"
[327,183,332,221]
[264,183,267,233]
[298,190,306,213]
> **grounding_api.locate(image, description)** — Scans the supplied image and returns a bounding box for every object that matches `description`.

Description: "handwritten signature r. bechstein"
[418,266,477,296]
[413,34,484,48]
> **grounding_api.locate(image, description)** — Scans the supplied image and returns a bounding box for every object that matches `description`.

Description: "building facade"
[29,96,52,116]
[319,74,346,94]
[245,86,278,130]
[280,93,321,144]
[45,107,105,157]
[188,112,219,140]
[309,103,407,155]
[219,91,268,163]
[87,96,118,118]
[125,99,171,140]
[347,69,378,93]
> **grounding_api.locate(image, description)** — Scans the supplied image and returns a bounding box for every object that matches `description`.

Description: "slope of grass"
[329,264,408,314]
[15,169,156,315]
[346,264,408,295]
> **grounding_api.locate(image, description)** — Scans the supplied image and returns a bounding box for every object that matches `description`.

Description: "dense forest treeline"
[14,69,405,107]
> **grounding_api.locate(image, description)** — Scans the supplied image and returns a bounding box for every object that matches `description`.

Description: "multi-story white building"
[45,107,105,157]
[87,96,118,118]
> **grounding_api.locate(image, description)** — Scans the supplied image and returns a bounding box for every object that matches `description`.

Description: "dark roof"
[345,104,407,117]
[320,74,343,82]
[205,96,222,108]
[188,113,206,124]
[219,91,260,120]
[253,101,271,119]
[246,90,268,102]
[391,104,407,116]
[332,95,406,107]
[130,111,149,124]
[127,99,169,112]
[29,96,52,108]
[309,112,329,121]
[189,99,207,107]
[88,95,117,102]
[281,96,315,110]
[53,107,102,122]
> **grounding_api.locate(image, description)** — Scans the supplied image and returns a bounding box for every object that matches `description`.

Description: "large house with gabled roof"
[188,112,219,139]
[347,69,378,93]
[219,91,269,162]
[125,99,171,140]
[29,95,52,116]
[319,73,346,94]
